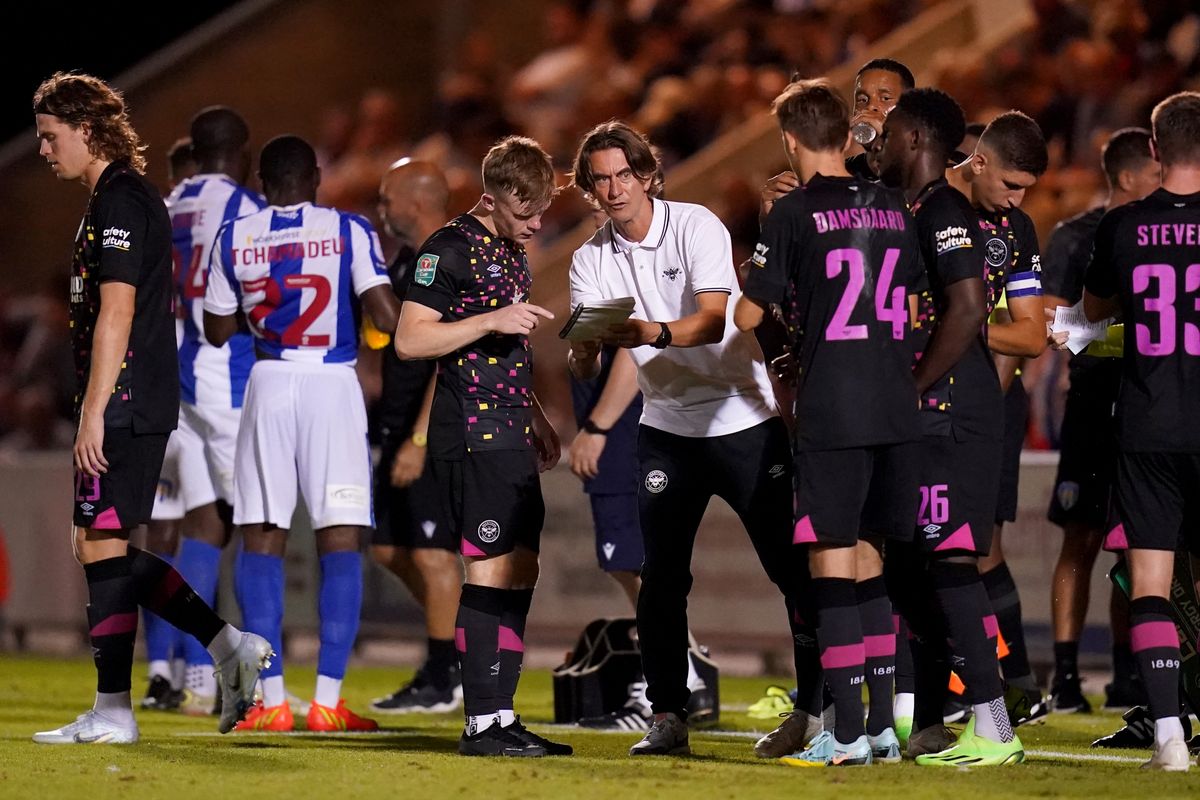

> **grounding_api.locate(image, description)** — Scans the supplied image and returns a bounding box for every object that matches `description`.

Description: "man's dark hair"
[1100,127,1153,188]
[964,122,987,140]
[167,137,194,173]
[570,120,664,199]
[259,135,318,188]
[1151,91,1200,167]
[190,106,250,161]
[771,79,850,152]
[856,58,915,90]
[978,111,1048,176]
[893,88,965,159]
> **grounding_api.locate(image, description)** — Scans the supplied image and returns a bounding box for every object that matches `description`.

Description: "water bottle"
[852,122,877,146]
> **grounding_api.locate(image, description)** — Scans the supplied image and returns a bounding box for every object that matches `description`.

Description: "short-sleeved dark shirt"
[569,346,642,495]
[70,161,179,433]
[378,243,435,439]
[976,205,1043,316]
[1083,188,1200,453]
[1042,206,1105,305]
[743,173,924,451]
[1042,206,1110,368]
[405,214,534,460]
[909,180,1002,440]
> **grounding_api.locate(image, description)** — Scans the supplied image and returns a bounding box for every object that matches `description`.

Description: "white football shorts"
[233,360,373,529]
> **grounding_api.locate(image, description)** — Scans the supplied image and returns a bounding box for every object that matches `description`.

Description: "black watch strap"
[582,418,610,435]
[652,322,672,349]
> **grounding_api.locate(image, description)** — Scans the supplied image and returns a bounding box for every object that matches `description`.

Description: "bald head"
[191,105,251,179]
[377,159,450,242]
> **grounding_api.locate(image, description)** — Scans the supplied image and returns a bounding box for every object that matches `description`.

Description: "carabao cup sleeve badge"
[414,253,440,286]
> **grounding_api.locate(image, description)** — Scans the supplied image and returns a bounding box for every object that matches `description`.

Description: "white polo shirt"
[570,198,778,438]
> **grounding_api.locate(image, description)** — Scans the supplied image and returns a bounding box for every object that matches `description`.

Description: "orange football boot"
[234,700,294,732]
[305,699,379,732]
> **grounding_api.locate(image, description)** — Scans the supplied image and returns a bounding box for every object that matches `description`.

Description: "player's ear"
[312,166,322,192]
[969,149,986,176]
[1116,168,1133,194]
[480,193,496,211]
[1149,137,1162,164]
[782,129,798,155]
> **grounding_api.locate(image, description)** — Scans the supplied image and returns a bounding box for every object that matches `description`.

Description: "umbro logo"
[923,524,941,535]
[488,264,503,274]
[794,633,817,647]
[768,464,785,478]
[80,502,95,513]
[490,661,501,676]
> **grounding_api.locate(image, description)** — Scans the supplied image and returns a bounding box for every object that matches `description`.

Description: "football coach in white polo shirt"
[567,121,813,758]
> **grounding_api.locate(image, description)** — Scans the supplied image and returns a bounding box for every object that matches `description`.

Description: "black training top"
[70,161,179,433]
[379,243,436,439]
[744,173,924,451]
[909,180,1002,441]
[405,214,534,460]
[1042,205,1111,369]
[1084,188,1200,453]
[1042,206,1105,305]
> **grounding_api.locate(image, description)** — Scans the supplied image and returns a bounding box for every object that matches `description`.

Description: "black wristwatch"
[651,322,672,349]
[581,419,610,435]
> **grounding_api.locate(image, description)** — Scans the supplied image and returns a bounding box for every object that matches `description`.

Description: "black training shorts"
[431,450,544,558]
[73,427,169,531]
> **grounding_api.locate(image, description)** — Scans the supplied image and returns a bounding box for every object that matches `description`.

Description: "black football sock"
[497,588,534,715]
[894,612,915,695]
[84,556,139,694]
[426,636,459,690]
[813,577,866,744]
[1130,596,1182,722]
[910,633,950,731]
[857,576,896,736]
[127,545,224,647]
[785,595,823,716]
[456,584,504,726]
[1112,643,1137,685]
[1053,640,1080,684]
[930,561,1007,740]
[981,562,1036,690]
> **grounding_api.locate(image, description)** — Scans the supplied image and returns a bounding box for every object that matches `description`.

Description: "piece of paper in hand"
[1053,301,1114,355]
[559,297,637,340]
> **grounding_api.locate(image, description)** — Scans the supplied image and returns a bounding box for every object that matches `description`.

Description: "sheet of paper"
[559,297,636,341]
[1053,301,1114,355]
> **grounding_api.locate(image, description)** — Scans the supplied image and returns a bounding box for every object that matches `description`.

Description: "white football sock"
[498,708,515,727]
[893,692,915,720]
[466,713,497,735]
[206,624,242,663]
[972,697,1014,743]
[262,675,287,708]
[93,691,135,724]
[314,675,342,708]
[1155,716,1185,747]
[148,659,171,681]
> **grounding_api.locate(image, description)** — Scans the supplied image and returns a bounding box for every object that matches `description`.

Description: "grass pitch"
[0,654,1196,799]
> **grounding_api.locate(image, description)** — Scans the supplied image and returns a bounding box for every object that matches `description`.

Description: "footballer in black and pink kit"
[396,136,568,758]
[876,92,1040,766]
[962,112,1053,722]
[1082,90,1200,773]
[737,79,925,768]
[1041,128,1162,716]
[31,72,269,746]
